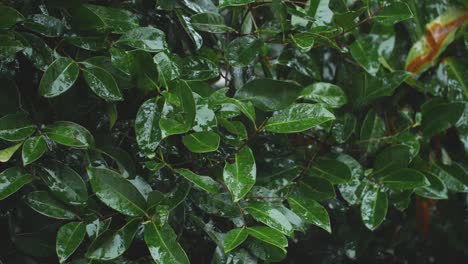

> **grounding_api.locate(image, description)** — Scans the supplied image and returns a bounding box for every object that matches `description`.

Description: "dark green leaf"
[247,226,288,250]
[44,121,95,149]
[360,109,386,153]
[72,4,139,33]
[0,112,36,142]
[39,160,88,205]
[191,12,234,33]
[288,188,331,233]
[421,99,464,137]
[223,227,248,253]
[309,158,352,184]
[86,218,141,261]
[265,103,335,133]
[0,6,24,30]
[245,201,293,236]
[182,131,220,153]
[235,79,303,111]
[88,167,147,216]
[159,81,196,138]
[39,57,79,98]
[81,62,123,101]
[22,14,64,37]
[300,82,347,108]
[0,167,32,200]
[294,176,336,201]
[175,168,221,194]
[381,168,429,190]
[56,222,86,263]
[135,98,162,158]
[415,172,448,199]
[219,0,255,8]
[144,222,190,264]
[226,36,263,67]
[116,27,167,52]
[223,147,256,202]
[361,186,388,230]
[25,191,77,219]
[373,145,411,177]
[375,2,413,25]
[350,37,380,75]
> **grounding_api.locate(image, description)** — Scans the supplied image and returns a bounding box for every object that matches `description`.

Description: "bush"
[0,0,467,263]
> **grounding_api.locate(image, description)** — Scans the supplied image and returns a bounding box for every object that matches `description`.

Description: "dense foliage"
[1,0,468,263]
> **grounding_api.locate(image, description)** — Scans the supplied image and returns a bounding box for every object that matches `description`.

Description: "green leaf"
[293,176,336,201]
[154,52,180,88]
[193,93,217,132]
[222,98,256,124]
[223,227,248,253]
[88,167,147,216]
[0,112,37,142]
[0,167,32,200]
[22,135,47,165]
[175,168,221,194]
[265,103,335,133]
[39,160,88,205]
[116,27,167,52]
[381,168,429,190]
[99,145,136,179]
[300,82,347,108]
[309,158,352,184]
[291,32,315,51]
[86,217,112,240]
[56,222,86,263]
[86,218,141,261]
[353,71,411,107]
[361,186,388,230]
[65,35,108,51]
[182,131,220,153]
[44,121,95,149]
[176,56,219,81]
[375,2,413,25]
[373,145,411,177]
[22,14,64,37]
[219,0,255,8]
[39,57,79,98]
[25,191,77,219]
[332,113,356,143]
[176,12,203,50]
[350,37,380,76]
[235,79,303,111]
[245,201,294,236]
[191,12,234,33]
[223,147,256,202]
[18,36,54,66]
[421,99,464,137]
[81,62,123,101]
[226,36,263,67]
[144,222,190,264]
[72,4,139,33]
[247,226,288,251]
[0,142,22,163]
[0,6,24,30]
[0,33,24,60]
[431,162,468,193]
[135,98,162,158]
[159,81,196,138]
[288,188,331,233]
[360,109,386,153]
[415,172,448,199]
